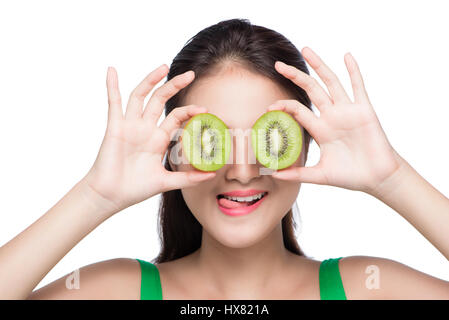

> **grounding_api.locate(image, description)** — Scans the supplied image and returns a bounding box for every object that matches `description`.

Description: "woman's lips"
[218,197,256,209]
[216,191,268,216]
[220,189,267,197]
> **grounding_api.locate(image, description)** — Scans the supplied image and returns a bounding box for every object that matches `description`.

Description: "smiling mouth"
[216,191,268,216]
[216,192,268,207]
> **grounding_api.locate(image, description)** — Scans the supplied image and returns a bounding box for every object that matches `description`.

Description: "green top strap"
[137,257,346,300]
[319,257,347,300]
[136,259,163,300]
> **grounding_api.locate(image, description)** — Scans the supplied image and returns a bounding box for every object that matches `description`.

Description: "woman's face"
[173,62,307,249]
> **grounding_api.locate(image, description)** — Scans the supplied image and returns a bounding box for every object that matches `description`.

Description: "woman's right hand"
[82,64,215,214]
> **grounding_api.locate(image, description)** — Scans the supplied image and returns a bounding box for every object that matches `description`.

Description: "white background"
[0,0,448,291]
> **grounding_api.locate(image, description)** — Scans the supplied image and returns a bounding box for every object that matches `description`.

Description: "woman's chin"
[207,225,268,249]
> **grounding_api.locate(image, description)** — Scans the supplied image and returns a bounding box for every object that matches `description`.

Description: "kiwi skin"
[182,113,231,172]
[251,110,302,170]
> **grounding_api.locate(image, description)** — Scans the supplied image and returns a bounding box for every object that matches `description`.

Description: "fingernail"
[276,61,287,68]
[107,67,113,81]
[302,46,313,54]
[276,61,295,76]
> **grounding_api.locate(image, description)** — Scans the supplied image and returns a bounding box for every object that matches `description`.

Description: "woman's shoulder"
[337,255,449,299]
[298,254,390,299]
[334,255,387,299]
[28,258,141,299]
[294,254,415,299]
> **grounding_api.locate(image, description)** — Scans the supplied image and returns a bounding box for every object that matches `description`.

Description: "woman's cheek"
[274,180,301,212]
[181,189,202,217]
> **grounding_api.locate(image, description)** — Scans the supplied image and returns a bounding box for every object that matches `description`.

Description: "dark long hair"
[153,18,312,263]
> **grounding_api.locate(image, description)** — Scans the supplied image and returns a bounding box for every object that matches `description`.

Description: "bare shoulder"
[152,253,200,299]
[28,258,141,300]
[339,255,449,299]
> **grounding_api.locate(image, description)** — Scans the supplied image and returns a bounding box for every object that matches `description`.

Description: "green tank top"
[136,257,346,300]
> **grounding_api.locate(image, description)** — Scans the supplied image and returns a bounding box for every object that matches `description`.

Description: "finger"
[106,67,123,122]
[125,64,169,120]
[344,52,371,104]
[142,70,195,123]
[301,47,351,104]
[267,100,321,140]
[272,165,327,185]
[159,105,208,141]
[275,61,332,112]
[161,170,216,192]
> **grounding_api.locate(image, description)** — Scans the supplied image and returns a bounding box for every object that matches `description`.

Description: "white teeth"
[223,192,266,202]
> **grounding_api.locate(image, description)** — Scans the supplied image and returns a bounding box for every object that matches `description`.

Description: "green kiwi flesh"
[251,110,302,170]
[182,113,231,171]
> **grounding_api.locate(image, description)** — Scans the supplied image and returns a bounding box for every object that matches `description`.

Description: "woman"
[1,18,448,300]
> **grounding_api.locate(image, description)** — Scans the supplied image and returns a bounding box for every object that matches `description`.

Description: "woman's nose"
[224,134,261,184]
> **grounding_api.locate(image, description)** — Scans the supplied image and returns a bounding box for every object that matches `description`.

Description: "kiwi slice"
[182,113,231,171]
[251,110,302,170]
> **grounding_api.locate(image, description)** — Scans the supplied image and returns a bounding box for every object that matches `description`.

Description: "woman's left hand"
[270,47,404,195]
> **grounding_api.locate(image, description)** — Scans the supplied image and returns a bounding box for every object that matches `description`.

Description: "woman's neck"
[190,223,298,299]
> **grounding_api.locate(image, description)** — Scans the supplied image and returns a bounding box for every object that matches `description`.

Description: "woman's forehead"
[183,71,291,129]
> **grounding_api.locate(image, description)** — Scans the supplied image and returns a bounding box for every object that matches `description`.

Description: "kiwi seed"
[182,113,231,171]
[251,110,302,170]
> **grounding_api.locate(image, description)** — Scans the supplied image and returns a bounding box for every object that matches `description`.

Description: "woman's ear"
[305,137,310,160]
[168,158,175,171]
[167,148,176,171]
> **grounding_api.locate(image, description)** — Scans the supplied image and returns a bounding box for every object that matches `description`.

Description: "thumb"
[272,165,327,185]
[162,171,216,192]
